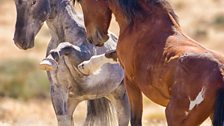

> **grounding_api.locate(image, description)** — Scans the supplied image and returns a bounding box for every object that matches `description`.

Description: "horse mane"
[118,0,179,24]
[71,0,179,24]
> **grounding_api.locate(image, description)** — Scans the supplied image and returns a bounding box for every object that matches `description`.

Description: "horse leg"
[40,42,89,71]
[57,99,79,126]
[125,77,143,126]
[108,82,130,126]
[165,79,216,126]
[51,84,79,126]
[165,55,224,126]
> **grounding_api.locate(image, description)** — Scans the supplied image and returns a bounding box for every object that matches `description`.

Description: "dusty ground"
[0,0,223,125]
[0,97,211,126]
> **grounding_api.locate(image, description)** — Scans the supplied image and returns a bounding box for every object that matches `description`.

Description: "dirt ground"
[0,97,211,126]
[0,0,223,125]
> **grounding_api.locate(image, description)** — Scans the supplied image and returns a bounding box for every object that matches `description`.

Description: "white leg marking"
[189,87,206,111]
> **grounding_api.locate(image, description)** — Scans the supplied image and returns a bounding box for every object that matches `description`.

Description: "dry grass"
[0,98,88,126]
[0,97,211,126]
[0,0,224,125]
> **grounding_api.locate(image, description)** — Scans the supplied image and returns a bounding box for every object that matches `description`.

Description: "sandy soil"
[0,97,212,126]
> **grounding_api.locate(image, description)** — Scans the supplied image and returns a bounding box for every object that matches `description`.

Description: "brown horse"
[77,0,224,126]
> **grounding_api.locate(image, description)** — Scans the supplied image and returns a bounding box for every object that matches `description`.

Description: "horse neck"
[46,0,86,46]
[111,1,179,37]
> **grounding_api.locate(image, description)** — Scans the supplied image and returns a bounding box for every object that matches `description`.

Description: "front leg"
[40,42,90,71]
[51,84,79,126]
[78,50,118,75]
[125,77,143,126]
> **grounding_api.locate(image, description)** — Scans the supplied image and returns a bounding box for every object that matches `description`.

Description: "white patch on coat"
[188,87,206,111]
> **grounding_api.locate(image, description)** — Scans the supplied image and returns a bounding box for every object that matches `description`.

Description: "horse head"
[13,0,50,50]
[78,0,112,46]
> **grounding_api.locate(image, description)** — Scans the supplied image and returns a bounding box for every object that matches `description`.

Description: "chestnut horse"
[77,0,224,126]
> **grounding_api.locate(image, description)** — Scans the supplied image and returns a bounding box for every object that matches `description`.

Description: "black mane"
[118,0,179,23]
[118,0,143,20]
[72,0,178,24]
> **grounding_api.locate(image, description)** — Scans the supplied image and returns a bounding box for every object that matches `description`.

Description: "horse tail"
[213,88,224,126]
[84,97,117,126]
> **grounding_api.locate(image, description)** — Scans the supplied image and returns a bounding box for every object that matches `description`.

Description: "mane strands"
[118,0,179,24]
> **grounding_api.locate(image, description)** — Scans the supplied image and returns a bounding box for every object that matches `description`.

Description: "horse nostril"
[81,64,84,69]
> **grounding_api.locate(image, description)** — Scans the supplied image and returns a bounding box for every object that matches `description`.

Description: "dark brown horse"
[76,0,224,126]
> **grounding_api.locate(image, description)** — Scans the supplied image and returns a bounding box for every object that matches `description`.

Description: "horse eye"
[31,0,36,5]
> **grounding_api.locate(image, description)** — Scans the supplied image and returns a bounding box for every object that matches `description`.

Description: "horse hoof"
[39,59,57,71]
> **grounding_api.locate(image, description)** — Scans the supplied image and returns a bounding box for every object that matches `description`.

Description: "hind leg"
[108,83,130,126]
[166,82,215,126]
[166,54,222,126]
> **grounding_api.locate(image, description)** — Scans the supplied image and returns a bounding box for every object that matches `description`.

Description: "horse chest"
[116,40,138,75]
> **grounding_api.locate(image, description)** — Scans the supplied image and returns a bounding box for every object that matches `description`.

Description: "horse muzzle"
[13,38,34,50]
[13,33,34,50]
[87,33,109,47]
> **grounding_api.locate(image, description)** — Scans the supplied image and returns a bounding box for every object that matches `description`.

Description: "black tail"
[213,88,224,126]
[84,97,117,126]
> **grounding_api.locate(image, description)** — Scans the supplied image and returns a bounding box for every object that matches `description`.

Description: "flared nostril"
[81,64,85,69]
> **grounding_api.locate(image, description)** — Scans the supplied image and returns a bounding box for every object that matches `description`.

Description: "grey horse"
[13,0,130,126]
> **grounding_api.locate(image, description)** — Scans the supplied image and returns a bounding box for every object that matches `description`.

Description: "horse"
[77,50,118,75]
[13,0,130,126]
[76,0,224,126]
